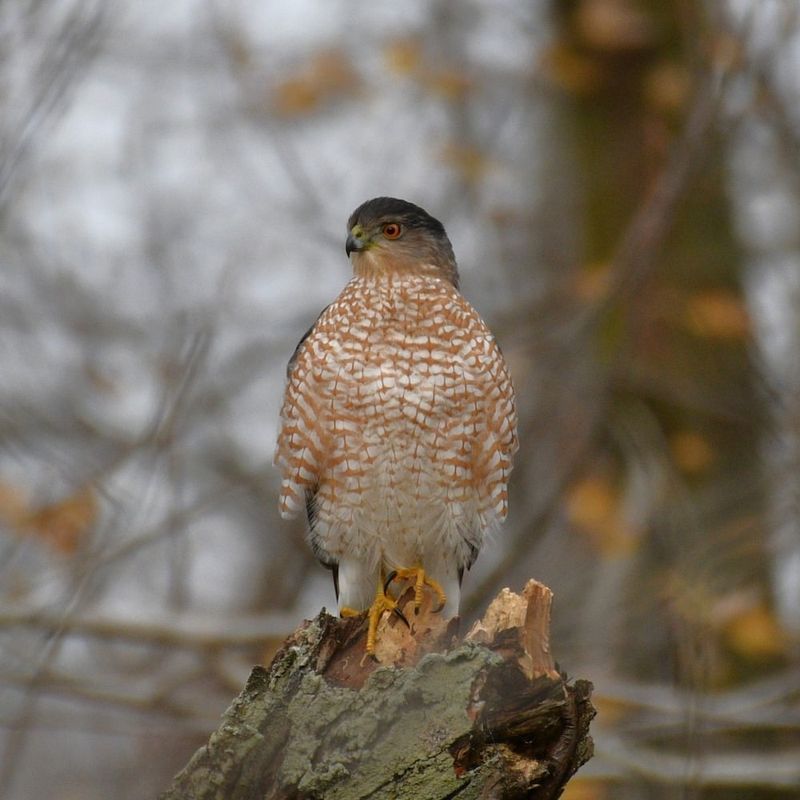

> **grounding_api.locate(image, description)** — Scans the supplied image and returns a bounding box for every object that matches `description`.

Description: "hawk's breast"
[276,274,517,565]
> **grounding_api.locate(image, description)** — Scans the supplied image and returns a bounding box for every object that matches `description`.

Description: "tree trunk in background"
[551,0,756,686]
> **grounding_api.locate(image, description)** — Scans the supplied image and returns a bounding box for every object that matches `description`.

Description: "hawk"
[275,197,518,654]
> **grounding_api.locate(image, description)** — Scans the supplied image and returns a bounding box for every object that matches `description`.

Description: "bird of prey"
[275,197,518,655]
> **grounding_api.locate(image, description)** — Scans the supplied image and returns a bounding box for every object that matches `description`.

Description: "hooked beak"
[346,230,367,256]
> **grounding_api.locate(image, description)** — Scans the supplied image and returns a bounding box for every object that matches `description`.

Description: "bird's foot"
[387,566,447,614]
[362,582,410,660]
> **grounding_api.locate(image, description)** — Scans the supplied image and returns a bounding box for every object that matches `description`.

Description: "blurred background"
[0,1,798,797]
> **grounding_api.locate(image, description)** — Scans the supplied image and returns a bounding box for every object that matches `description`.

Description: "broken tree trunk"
[160,580,594,799]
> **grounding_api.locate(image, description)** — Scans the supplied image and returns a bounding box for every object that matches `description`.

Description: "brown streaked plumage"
[275,197,517,627]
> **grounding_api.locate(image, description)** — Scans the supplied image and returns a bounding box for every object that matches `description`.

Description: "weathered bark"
[160,580,594,799]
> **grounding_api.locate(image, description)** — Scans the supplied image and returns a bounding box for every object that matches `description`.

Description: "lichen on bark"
[160,580,594,800]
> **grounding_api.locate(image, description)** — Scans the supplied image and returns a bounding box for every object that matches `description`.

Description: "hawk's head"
[345,197,459,288]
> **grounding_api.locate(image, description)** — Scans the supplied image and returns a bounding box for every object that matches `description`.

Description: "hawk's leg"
[389,566,447,614]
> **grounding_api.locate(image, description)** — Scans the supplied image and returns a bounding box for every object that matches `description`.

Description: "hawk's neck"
[351,251,458,288]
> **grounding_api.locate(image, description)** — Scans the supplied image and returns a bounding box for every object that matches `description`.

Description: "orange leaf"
[309,50,358,94]
[273,78,321,116]
[23,486,97,555]
[440,143,490,183]
[428,69,472,100]
[562,778,609,800]
[590,694,631,727]
[573,261,612,303]
[540,43,603,95]
[685,290,751,339]
[669,430,715,475]
[272,50,358,117]
[574,0,657,53]
[724,604,788,661]
[385,39,422,75]
[644,62,691,113]
[0,480,29,529]
[566,476,639,555]
[567,476,616,530]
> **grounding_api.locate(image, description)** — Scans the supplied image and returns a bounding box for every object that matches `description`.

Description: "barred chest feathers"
[276,272,517,613]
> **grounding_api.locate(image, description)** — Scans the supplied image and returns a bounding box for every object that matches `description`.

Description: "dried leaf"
[272,50,358,117]
[669,430,715,475]
[385,42,472,100]
[644,62,691,113]
[573,261,612,302]
[685,290,751,339]
[273,78,321,116]
[385,39,422,75]
[567,476,616,530]
[310,50,358,94]
[724,604,788,661]
[589,695,630,727]
[562,778,609,800]
[428,69,472,100]
[566,475,639,555]
[541,42,603,95]
[574,0,657,53]
[23,486,97,554]
[0,480,29,528]
[441,142,490,183]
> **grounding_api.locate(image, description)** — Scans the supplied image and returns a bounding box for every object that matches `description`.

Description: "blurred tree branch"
[0,1,107,213]
[0,606,292,650]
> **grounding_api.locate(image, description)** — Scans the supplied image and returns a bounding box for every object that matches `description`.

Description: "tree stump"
[160,580,594,799]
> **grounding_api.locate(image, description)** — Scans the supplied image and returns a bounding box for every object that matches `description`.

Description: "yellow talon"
[340,569,444,661]
[365,581,403,658]
[390,566,446,613]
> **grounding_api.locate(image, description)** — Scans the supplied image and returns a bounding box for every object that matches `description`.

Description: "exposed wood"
[160,579,594,799]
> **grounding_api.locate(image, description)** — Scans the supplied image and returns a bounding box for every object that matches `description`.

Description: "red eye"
[382,222,402,240]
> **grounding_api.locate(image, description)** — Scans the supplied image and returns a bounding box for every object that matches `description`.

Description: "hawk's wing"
[274,307,329,522]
